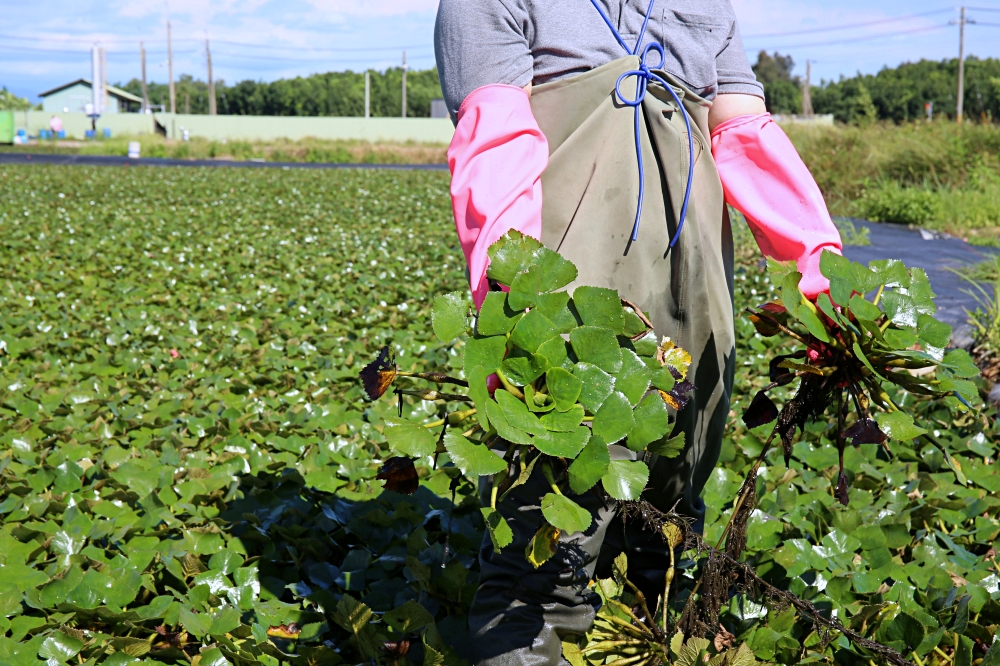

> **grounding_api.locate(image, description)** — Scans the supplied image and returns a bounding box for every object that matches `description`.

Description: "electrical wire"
[742,7,953,38]
[747,24,949,51]
[0,31,426,53]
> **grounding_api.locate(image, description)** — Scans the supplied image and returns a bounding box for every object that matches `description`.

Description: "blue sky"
[3,0,1000,102]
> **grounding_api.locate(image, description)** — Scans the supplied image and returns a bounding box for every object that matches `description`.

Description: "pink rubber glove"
[711,113,843,299]
[448,84,549,308]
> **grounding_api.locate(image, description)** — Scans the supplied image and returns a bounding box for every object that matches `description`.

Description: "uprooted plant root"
[619,499,914,666]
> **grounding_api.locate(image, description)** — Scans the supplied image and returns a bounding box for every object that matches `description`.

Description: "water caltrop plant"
[740,251,980,510]
[361,231,693,566]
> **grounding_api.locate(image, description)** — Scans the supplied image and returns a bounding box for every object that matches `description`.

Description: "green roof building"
[39,79,142,114]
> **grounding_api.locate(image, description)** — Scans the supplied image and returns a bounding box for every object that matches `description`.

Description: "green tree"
[119,68,444,117]
[752,51,802,114]
[0,86,35,111]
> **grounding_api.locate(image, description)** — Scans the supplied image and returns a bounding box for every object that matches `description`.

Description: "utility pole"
[802,60,814,117]
[168,20,176,115]
[364,71,370,118]
[141,42,149,113]
[956,6,969,124]
[206,38,216,115]
[401,51,408,118]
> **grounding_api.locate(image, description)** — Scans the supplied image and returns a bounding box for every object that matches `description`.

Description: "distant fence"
[11,111,455,144]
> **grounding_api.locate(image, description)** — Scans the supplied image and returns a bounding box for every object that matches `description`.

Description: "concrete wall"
[14,111,454,144]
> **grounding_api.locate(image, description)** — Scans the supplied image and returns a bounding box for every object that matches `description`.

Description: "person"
[49,115,63,137]
[434,1,843,663]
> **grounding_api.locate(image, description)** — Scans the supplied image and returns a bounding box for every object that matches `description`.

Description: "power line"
[742,8,953,39]
[0,31,428,53]
[749,24,949,51]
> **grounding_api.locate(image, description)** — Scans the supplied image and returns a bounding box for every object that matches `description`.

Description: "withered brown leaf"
[360,345,397,401]
[376,457,419,495]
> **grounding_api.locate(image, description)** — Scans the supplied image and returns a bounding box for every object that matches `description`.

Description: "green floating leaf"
[909,268,936,314]
[820,250,880,294]
[568,435,611,494]
[477,292,522,336]
[849,294,882,322]
[541,494,593,535]
[501,349,548,386]
[485,399,533,446]
[431,292,470,342]
[573,362,615,413]
[464,335,508,376]
[570,326,623,374]
[545,367,583,412]
[592,391,634,445]
[941,349,980,378]
[383,420,437,458]
[647,432,685,458]
[883,328,917,349]
[882,290,917,328]
[916,313,951,349]
[481,508,514,552]
[601,460,649,501]
[540,404,585,432]
[870,258,910,289]
[510,309,558,353]
[487,231,545,285]
[573,286,625,335]
[467,365,492,432]
[876,411,927,442]
[383,600,434,635]
[795,301,831,343]
[532,427,591,459]
[495,389,547,435]
[38,633,84,663]
[487,230,577,292]
[534,291,579,333]
[509,266,541,310]
[613,349,654,407]
[444,432,507,476]
[536,335,570,370]
[626,393,670,452]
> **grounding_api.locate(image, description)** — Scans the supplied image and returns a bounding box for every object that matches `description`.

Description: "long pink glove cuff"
[711,113,842,298]
[448,84,549,308]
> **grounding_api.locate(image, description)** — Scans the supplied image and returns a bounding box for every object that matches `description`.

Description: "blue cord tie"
[588,0,695,246]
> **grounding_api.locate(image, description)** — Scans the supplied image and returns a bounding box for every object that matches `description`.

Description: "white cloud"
[302,0,438,18]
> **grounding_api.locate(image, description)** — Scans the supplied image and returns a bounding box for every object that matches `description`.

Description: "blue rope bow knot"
[588,0,695,246]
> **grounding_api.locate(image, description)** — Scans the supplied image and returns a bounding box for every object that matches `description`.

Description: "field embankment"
[788,121,1000,241]
[0,135,448,165]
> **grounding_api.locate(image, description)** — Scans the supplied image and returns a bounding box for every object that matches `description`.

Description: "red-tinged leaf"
[360,345,397,401]
[761,302,787,315]
[835,470,850,506]
[742,391,779,429]
[382,640,412,659]
[376,457,419,495]
[843,417,887,445]
[748,313,781,337]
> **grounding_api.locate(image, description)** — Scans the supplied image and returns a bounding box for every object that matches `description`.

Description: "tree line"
[753,51,1000,124]
[117,68,444,118]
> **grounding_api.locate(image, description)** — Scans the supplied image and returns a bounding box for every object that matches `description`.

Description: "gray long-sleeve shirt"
[435,0,763,122]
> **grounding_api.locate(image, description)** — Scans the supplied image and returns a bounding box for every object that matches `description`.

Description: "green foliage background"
[0,166,997,665]
[118,68,444,118]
